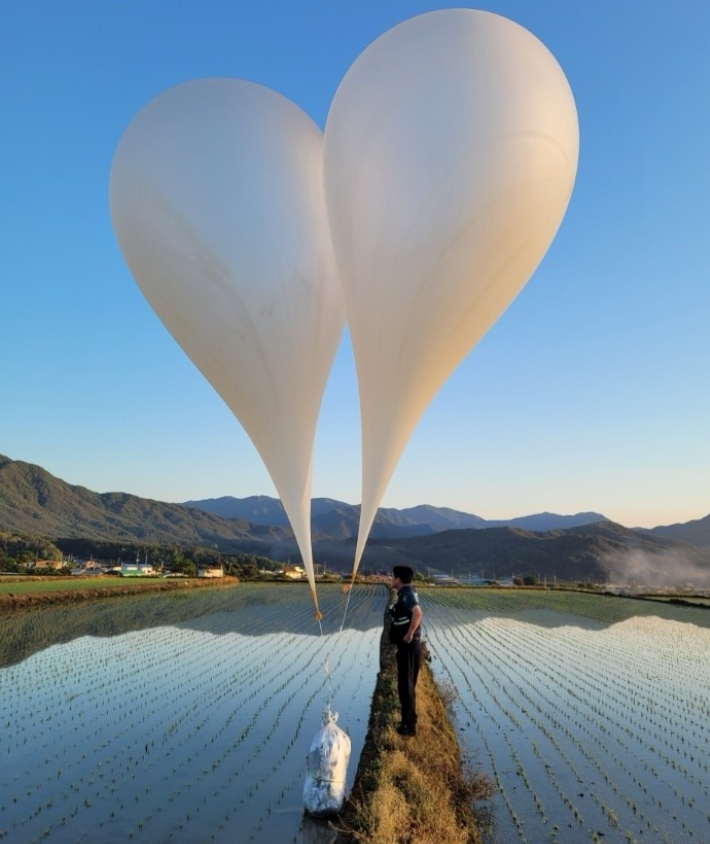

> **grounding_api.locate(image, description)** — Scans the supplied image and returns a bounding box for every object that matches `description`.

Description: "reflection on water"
[472,803,496,844]
[425,592,710,844]
[0,585,386,844]
[297,814,340,844]
[0,582,387,668]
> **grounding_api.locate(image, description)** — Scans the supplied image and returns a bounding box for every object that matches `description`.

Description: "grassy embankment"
[0,575,239,610]
[336,615,492,844]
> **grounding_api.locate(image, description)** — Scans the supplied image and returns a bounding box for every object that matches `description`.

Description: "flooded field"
[424,589,710,844]
[5,582,708,844]
[0,583,387,844]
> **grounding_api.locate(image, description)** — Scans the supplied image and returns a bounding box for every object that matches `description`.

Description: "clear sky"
[1,0,708,529]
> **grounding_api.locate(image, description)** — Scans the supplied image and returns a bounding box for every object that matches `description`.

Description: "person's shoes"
[396,723,416,736]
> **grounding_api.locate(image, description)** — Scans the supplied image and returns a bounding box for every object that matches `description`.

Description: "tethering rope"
[313,571,360,710]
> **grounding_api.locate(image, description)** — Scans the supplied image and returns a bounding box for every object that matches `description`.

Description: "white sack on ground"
[303,706,351,817]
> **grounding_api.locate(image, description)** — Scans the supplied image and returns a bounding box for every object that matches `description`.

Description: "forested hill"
[1,453,709,584]
[0,453,609,550]
[646,513,710,551]
[182,495,609,537]
[0,454,287,550]
[351,521,710,585]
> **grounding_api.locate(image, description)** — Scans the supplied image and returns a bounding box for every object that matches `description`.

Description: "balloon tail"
[339,573,357,634]
[310,586,323,622]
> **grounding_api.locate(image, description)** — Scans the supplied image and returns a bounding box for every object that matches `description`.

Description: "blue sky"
[1,0,708,529]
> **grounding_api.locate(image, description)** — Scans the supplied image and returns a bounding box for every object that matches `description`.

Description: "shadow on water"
[5,584,709,671]
[297,814,340,844]
[422,586,710,633]
[0,582,388,669]
[472,804,496,844]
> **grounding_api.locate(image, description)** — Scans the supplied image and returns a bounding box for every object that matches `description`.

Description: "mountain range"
[2,453,709,583]
[350,520,710,586]
[181,494,609,537]
[0,454,288,552]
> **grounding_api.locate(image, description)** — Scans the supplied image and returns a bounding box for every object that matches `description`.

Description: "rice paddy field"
[0,583,386,844]
[423,588,710,844]
[3,583,710,844]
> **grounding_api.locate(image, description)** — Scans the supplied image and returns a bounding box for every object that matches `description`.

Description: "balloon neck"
[310,586,322,620]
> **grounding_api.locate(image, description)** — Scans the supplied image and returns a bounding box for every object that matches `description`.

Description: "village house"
[280,566,305,580]
[33,559,64,571]
[197,564,224,578]
[119,562,155,577]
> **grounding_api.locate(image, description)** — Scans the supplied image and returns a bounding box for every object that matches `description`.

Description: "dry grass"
[335,621,493,844]
[0,576,239,611]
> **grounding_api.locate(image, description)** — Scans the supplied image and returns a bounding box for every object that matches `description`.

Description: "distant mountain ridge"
[181,495,608,537]
[1,453,709,584]
[645,514,710,552]
[346,521,710,585]
[0,454,287,551]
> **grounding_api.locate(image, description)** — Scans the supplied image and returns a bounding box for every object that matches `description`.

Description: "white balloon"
[110,79,344,616]
[323,10,579,574]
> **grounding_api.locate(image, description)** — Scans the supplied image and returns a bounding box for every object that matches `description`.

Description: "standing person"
[389,565,422,736]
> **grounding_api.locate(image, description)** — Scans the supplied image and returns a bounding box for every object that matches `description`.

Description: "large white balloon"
[110,79,344,616]
[323,10,579,574]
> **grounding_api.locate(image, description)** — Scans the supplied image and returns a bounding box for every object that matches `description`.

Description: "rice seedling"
[0,583,385,843]
[422,587,710,843]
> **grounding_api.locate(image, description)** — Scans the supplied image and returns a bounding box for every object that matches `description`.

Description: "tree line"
[0,532,285,579]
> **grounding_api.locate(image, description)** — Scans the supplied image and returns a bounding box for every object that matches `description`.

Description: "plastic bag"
[303,705,351,817]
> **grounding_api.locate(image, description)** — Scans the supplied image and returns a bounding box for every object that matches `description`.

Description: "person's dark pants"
[396,639,421,727]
